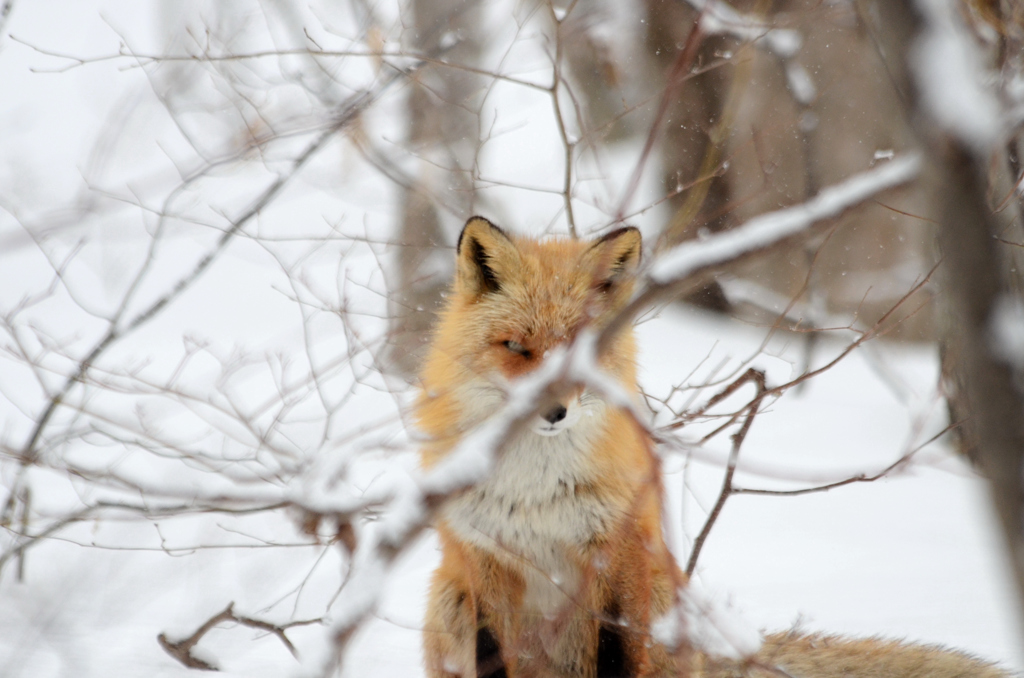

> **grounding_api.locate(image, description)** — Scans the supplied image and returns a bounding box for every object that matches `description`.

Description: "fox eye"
[503,340,531,358]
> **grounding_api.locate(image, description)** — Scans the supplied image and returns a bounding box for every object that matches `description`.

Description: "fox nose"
[543,404,567,424]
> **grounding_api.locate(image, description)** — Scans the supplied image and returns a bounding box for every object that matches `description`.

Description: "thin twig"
[158,602,322,670]
[614,12,705,224]
[685,368,766,575]
[0,500,292,576]
[10,35,548,92]
[733,420,963,497]
[546,0,582,237]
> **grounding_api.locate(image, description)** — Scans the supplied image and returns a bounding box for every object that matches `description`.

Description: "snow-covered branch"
[599,155,921,353]
[648,154,921,285]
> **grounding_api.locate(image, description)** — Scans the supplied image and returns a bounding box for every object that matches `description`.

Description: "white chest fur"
[442,411,618,614]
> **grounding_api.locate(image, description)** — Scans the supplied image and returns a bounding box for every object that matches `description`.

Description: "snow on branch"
[910,0,1002,151]
[419,332,645,502]
[598,154,921,357]
[648,154,921,286]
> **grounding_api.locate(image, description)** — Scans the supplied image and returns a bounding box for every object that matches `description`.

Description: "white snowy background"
[0,1,1021,676]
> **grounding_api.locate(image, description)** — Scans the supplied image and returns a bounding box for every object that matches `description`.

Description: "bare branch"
[3,60,420,515]
[685,368,766,575]
[158,602,321,670]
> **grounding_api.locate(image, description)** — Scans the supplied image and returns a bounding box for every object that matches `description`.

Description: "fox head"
[418,216,642,440]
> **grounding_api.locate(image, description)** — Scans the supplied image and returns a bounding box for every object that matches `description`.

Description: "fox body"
[418,217,679,677]
[418,217,1008,678]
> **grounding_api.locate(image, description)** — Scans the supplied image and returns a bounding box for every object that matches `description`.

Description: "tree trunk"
[857,0,1024,622]
[389,0,483,377]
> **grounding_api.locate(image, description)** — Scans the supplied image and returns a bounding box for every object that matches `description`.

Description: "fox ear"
[587,226,642,295]
[456,216,518,296]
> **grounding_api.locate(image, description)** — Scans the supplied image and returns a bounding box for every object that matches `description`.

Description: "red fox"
[417,216,1009,678]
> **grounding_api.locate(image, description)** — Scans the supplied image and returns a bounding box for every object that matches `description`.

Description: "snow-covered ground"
[1,1,1021,676]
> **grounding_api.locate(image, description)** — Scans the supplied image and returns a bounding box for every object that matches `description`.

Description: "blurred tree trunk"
[856,0,1024,620]
[940,1,1024,462]
[388,0,482,377]
[646,0,738,311]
